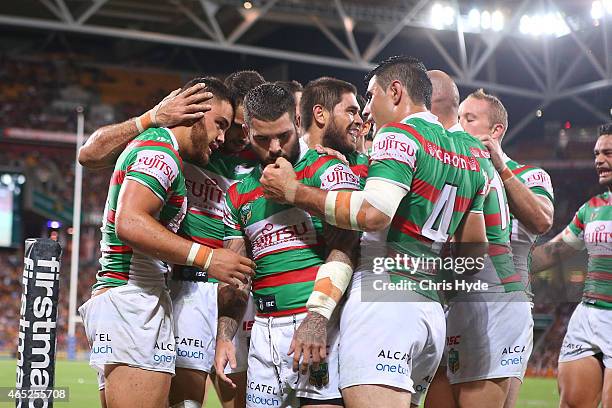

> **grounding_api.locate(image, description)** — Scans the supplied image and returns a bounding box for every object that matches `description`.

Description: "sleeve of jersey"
[222,185,245,239]
[314,158,362,192]
[366,125,419,191]
[519,167,554,203]
[562,204,586,249]
[124,147,181,202]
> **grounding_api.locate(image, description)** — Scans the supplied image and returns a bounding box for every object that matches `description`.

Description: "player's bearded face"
[322,92,361,155]
[594,135,612,186]
[248,112,300,166]
[190,98,233,166]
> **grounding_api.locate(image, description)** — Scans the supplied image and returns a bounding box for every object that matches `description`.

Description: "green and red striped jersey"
[504,155,554,299]
[95,128,187,290]
[346,150,369,189]
[361,112,488,301]
[224,149,360,316]
[180,148,257,249]
[564,192,612,309]
[448,129,523,293]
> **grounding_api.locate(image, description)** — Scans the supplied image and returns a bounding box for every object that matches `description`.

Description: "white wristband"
[186,243,200,266]
[134,117,145,133]
[203,249,214,271]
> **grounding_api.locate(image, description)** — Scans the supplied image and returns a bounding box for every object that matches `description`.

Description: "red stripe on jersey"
[572,216,585,230]
[412,178,439,202]
[584,292,612,302]
[257,306,308,318]
[295,155,337,180]
[500,273,522,284]
[388,122,480,172]
[110,170,126,186]
[107,209,116,224]
[238,148,258,161]
[587,271,612,280]
[511,165,534,175]
[254,243,323,261]
[188,208,222,220]
[128,139,183,168]
[589,196,611,208]
[189,236,223,249]
[104,245,133,254]
[168,194,184,206]
[98,271,128,281]
[391,215,431,242]
[485,212,502,227]
[488,243,511,257]
[230,185,264,209]
[454,195,473,213]
[252,266,320,291]
[350,164,368,178]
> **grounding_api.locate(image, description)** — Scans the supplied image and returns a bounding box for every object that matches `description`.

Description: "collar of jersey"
[447,122,464,133]
[400,110,444,129]
[161,127,180,151]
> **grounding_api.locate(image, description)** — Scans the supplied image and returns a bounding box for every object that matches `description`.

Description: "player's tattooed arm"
[290,225,358,373]
[531,232,580,273]
[215,237,252,387]
[78,84,213,169]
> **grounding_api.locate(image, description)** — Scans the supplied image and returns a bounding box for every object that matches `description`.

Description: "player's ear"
[313,104,328,128]
[491,123,505,141]
[389,80,403,106]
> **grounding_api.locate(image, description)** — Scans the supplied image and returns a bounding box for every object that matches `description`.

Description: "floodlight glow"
[481,10,491,29]
[604,0,612,14]
[468,8,480,28]
[431,3,445,29]
[1,174,11,185]
[491,10,504,31]
[442,6,455,26]
[554,12,571,37]
[592,1,604,19]
[519,15,531,34]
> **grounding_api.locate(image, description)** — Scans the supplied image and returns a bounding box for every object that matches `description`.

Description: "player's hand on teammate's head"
[474,133,505,171]
[153,83,214,128]
[260,157,299,204]
[214,338,238,388]
[314,144,347,164]
[207,248,255,288]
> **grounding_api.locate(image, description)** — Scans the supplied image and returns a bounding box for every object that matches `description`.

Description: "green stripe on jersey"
[94,128,187,290]
[224,149,360,314]
[565,192,612,309]
[366,115,488,301]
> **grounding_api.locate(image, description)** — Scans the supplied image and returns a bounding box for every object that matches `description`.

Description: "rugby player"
[77,77,255,408]
[426,71,530,408]
[458,88,554,408]
[299,77,369,187]
[259,56,490,408]
[214,83,361,407]
[531,123,612,408]
[275,80,303,123]
[79,72,266,407]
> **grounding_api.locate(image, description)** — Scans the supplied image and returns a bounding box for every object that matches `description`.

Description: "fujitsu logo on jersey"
[584,221,612,244]
[320,164,360,190]
[138,154,175,178]
[186,178,224,205]
[424,141,478,171]
[374,134,417,155]
[246,208,318,259]
[522,169,553,191]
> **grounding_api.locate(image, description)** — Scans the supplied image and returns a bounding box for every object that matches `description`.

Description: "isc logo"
[446,336,461,346]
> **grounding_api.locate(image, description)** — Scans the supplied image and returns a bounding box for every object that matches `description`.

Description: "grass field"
[0,359,559,407]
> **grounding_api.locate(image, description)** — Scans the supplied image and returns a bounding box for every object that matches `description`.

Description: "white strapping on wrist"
[324,191,338,226]
[203,249,214,271]
[306,261,353,319]
[186,243,200,266]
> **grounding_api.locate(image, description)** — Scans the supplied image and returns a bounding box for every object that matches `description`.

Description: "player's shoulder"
[346,150,369,166]
[226,168,263,208]
[127,128,181,162]
[586,191,612,209]
[295,149,342,176]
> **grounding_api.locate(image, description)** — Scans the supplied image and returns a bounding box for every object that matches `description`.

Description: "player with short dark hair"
[259,56,489,407]
[215,83,360,408]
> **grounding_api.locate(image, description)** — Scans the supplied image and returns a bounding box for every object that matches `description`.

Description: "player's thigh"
[603,368,612,408]
[104,363,172,408]
[452,378,510,408]
[558,358,603,408]
[503,377,522,408]
[424,366,456,408]
[342,384,411,408]
[169,367,209,406]
[212,371,247,408]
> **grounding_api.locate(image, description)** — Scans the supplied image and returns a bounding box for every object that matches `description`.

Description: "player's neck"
[393,103,428,123]
[303,129,323,149]
[170,126,193,154]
